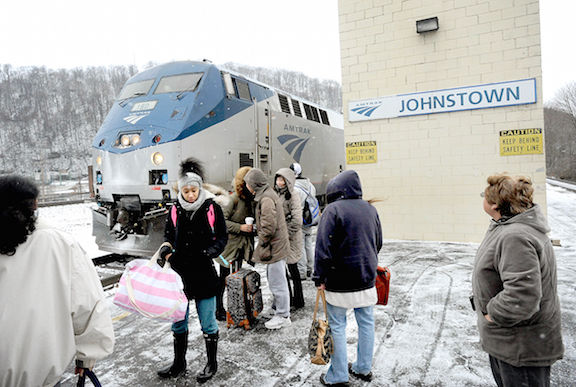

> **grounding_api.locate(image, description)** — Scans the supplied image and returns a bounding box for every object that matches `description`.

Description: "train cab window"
[303,103,320,123]
[232,78,251,100]
[319,109,330,125]
[116,79,155,100]
[278,94,291,114]
[153,73,203,94]
[291,98,303,117]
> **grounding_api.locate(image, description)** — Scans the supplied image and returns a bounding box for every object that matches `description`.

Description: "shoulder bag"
[376,266,391,305]
[308,289,334,365]
[113,242,188,322]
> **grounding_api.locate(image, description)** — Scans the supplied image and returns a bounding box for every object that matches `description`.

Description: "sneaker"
[264,315,291,329]
[348,362,373,382]
[319,373,349,386]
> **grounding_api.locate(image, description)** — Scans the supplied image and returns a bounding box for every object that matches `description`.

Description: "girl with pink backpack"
[156,158,228,383]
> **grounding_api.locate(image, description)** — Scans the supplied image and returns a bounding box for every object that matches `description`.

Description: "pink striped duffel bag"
[113,242,188,322]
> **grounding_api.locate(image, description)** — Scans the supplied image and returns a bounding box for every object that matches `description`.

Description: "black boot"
[196,332,218,384]
[216,267,229,321]
[157,331,188,378]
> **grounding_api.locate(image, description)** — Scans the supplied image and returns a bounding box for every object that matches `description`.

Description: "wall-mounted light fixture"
[416,17,439,33]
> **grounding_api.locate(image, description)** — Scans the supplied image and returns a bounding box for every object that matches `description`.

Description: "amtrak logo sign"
[350,103,382,118]
[278,135,310,162]
[348,78,537,121]
[123,113,150,124]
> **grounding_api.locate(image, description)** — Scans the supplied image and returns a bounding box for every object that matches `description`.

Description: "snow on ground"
[39,184,576,386]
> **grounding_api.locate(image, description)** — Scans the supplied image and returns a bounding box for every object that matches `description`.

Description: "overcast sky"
[0,0,572,102]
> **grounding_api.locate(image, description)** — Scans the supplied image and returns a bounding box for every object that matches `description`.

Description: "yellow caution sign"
[499,129,543,156]
[346,141,377,164]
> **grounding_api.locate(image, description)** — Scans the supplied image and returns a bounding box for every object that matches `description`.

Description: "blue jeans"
[325,303,375,384]
[171,296,218,334]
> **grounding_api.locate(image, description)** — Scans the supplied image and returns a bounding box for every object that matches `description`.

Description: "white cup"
[245,217,254,225]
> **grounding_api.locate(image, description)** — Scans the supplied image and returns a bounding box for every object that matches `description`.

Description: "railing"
[37,191,94,207]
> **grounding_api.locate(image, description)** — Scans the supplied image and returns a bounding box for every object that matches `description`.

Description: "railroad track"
[93,253,138,289]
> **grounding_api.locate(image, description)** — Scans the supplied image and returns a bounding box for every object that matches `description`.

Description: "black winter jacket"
[313,170,382,292]
[164,198,228,300]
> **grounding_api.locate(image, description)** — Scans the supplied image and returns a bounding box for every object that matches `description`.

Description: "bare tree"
[545,81,576,180]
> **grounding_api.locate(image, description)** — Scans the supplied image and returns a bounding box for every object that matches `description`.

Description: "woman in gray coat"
[472,174,564,387]
[274,167,304,309]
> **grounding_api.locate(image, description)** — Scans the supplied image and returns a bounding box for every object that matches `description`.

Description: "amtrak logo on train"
[277,134,310,163]
[123,113,150,125]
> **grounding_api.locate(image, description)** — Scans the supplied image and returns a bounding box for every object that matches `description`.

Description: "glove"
[159,245,172,259]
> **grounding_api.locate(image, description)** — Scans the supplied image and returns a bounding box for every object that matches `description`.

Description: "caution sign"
[499,129,543,156]
[346,141,377,164]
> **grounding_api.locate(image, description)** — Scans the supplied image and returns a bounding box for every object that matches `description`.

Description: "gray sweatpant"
[266,259,290,318]
[297,226,315,278]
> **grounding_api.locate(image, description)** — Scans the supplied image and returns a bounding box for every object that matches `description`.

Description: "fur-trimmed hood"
[204,183,232,210]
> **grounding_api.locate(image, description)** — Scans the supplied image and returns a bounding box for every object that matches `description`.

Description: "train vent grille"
[291,99,302,117]
[319,109,330,126]
[278,94,291,114]
[239,153,254,167]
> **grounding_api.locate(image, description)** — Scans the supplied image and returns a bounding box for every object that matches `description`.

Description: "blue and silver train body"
[92,60,344,256]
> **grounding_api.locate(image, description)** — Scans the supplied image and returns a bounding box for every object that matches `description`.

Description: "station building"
[338,0,545,242]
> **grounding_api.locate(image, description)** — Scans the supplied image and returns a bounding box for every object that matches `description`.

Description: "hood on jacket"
[488,204,550,234]
[203,183,232,209]
[233,166,252,199]
[275,168,296,194]
[244,168,269,201]
[326,170,362,204]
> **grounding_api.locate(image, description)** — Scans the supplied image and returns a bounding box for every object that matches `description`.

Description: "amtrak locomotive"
[92,60,344,256]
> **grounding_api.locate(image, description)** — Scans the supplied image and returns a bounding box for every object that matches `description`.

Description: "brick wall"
[339,0,545,242]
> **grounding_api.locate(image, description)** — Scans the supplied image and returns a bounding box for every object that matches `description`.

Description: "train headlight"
[96,156,102,166]
[131,134,141,145]
[121,134,131,147]
[152,152,164,166]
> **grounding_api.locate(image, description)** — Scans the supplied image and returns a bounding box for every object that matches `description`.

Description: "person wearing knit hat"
[244,168,292,330]
[157,157,228,384]
[289,162,302,177]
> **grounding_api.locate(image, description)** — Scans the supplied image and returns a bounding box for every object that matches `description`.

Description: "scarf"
[178,188,206,215]
[177,188,217,217]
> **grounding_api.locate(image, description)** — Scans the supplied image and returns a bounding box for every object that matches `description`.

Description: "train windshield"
[116,79,155,100]
[153,73,203,94]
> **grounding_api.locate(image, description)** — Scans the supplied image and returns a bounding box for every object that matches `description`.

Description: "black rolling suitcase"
[226,268,263,330]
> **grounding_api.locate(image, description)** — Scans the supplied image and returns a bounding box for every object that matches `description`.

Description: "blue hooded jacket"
[313,170,383,292]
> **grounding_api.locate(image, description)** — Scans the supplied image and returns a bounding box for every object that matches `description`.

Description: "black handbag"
[308,289,334,365]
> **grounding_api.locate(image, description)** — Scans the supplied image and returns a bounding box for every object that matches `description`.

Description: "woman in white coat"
[0,175,115,387]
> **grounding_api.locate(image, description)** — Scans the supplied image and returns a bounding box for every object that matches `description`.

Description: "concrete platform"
[57,185,575,386]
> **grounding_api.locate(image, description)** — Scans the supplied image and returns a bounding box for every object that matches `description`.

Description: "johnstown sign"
[348,79,537,122]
